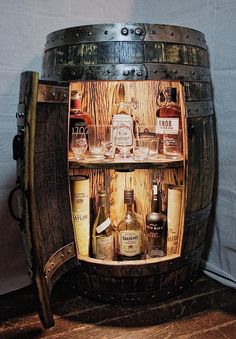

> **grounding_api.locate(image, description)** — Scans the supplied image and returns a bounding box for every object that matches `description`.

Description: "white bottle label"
[119,230,141,256]
[96,217,111,234]
[96,235,114,260]
[156,118,179,134]
[112,115,133,146]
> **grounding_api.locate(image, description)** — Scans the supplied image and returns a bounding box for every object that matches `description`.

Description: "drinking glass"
[87,125,113,159]
[70,132,87,160]
[133,138,150,161]
[163,129,182,159]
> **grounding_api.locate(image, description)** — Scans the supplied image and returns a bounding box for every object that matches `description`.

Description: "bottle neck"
[151,182,162,213]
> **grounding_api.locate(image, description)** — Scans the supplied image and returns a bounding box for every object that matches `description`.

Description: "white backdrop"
[0,0,235,294]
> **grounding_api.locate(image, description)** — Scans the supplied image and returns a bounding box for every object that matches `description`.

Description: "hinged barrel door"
[15,71,75,328]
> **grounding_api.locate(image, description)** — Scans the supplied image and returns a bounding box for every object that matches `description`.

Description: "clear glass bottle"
[116,189,145,260]
[92,190,114,260]
[111,83,134,158]
[156,87,181,155]
[70,90,93,140]
[146,180,167,258]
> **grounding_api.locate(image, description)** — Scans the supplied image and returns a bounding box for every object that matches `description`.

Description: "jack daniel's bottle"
[146,180,167,257]
[116,189,145,260]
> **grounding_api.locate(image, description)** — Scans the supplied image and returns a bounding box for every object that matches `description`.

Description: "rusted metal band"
[45,23,207,50]
[186,101,214,117]
[44,242,76,281]
[37,84,69,103]
[185,203,212,227]
[42,64,211,82]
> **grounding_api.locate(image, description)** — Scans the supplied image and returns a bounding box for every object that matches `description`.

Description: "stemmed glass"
[70,131,87,160]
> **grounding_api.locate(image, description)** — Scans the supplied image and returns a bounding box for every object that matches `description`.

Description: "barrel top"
[45,23,207,50]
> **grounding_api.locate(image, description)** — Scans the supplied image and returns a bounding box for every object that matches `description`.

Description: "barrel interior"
[68,80,187,264]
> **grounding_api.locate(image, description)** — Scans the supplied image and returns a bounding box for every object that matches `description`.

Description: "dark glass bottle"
[146,181,167,257]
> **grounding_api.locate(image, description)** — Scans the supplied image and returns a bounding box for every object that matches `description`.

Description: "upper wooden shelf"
[68,153,184,170]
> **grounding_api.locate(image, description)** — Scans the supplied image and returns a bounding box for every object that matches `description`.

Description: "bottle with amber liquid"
[116,189,145,260]
[70,90,93,140]
[146,180,167,258]
[156,87,181,155]
[92,190,114,260]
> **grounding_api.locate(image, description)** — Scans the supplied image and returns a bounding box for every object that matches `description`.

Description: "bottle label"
[119,230,141,256]
[72,212,90,256]
[96,217,111,234]
[146,223,164,238]
[96,235,114,260]
[156,118,179,134]
[112,115,133,146]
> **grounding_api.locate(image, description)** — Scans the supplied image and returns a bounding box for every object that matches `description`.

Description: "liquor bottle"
[116,189,145,260]
[111,84,134,158]
[156,87,181,155]
[92,190,114,260]
[146,180,167,258]
[70,90,93,140]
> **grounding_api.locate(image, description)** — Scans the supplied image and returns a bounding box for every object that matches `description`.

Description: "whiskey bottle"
[111,83,134,158]
[70,90,93,140]
[116,189,145,260]
[156,87,181,155]
[92,190,114,260]
[146,180,167,258]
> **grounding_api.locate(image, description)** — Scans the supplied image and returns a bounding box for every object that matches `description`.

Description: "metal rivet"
[153,69,157,73]
[123,70,129,76]
[151,29,156,34]
[63,93,67,98]
[135,28,142,35]
[137,71,142,76]
[68,249,71,254]
[52,92,56,97]
[88,32,92,36]
[104,30,108,35]
[58,72,61,76]
[121,27,129,35]
[107,69,111,73]
[192,71,195,75]
[195,107,199,112]
[75,32,79,37]
[61,254,64,258]
[180,286,183,290]
[170,31,174,36]
[52,38,55,42]
[173,70,177,74]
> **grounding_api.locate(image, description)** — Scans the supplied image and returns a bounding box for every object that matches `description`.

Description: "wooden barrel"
[41,23,215,303]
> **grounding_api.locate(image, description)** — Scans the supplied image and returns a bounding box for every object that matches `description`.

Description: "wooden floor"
[0,272,235,338]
